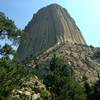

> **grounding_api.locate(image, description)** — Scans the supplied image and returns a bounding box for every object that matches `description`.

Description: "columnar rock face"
[16,4,86,62]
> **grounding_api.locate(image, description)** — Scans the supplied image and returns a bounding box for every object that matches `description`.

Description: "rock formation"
[12,4,100,99]
[11,75,51,100]
[28,43,100,85]
[16,4,86,62]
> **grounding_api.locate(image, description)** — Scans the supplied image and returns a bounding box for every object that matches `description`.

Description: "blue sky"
[0,0,100,47]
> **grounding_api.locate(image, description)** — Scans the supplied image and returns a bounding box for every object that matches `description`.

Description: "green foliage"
[44,55,86,100]
[0,12,17,37]
[60,78,86,100]
[90,45,94,49]
[40,90,52,100]
[50,55,71,76]
[0,58,31,99]
[84,82,94,100]
[0,11,24,45]
[94,51,100,59]
[93,79,100,100]
[0,44,15,59]
[0,11,23,59]
[84,78,100,100]
[0,12,31,99]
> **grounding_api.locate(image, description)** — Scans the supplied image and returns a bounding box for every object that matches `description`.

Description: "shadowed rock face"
[16,4,86,62]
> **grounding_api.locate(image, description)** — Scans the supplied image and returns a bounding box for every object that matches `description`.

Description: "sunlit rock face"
[16,4,86,62]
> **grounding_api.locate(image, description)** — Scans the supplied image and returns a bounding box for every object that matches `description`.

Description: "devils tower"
[16,4,86,62]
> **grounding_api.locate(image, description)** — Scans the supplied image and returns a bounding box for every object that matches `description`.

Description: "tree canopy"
[0,12,21,38]
[0,11,23,59]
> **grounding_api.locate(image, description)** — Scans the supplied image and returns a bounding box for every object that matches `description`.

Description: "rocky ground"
[12,43,100,99]
[28,43,100,85]
[11,75,51,100]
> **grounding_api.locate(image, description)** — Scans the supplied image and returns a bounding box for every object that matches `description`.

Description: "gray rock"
[32,93,40,100]
[16,4,86,62]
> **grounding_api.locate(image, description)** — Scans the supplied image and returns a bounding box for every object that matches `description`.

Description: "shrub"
[84,79,100,100]
[0,58,32,99]
[93,79,100,100]
[94,51,100,59]
[90,45,94,49]
[44,55,86,100]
